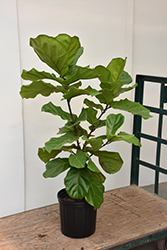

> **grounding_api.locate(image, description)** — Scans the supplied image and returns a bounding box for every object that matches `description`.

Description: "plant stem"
[67,99,81,150]
[89,140,109,158]
[60,76,81,151]
[82,104,110,150]
[98,104,109,120]
[67,99,75,123]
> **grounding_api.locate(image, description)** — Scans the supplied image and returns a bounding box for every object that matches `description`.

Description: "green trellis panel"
[130,75,167,194]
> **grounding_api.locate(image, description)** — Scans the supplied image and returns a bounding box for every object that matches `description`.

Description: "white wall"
[0,0,24,217]
[0,0,167,217]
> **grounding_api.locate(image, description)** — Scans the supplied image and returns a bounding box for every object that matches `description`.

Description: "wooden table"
[1,185,167,250]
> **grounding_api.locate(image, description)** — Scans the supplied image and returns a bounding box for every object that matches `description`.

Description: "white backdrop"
[0,0,167,217]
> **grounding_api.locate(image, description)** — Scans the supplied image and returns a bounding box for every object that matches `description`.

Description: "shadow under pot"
[57,188,97,238]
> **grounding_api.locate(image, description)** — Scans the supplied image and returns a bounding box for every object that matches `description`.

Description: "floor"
[131,182,167,250]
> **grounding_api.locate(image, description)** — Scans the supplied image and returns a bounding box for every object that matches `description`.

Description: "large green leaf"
[92,171,106,183]
[72,108,87,126]
[69,150,88,169]
[45,131,79,153]
[95,65,124,95]
[62,66,99,85]
[56,34,81,66]
[87,159,100,173]
[38,145,77,163]
[75,124,88,137]
[107,57,126,81]
[84,98,103,110]
[57,124,73,134]
[110,98,152,119]
[61,108,87,129]
[88,137,103,151]
[95,65,113,83]
[116,83,137,97]
[85,107,98,125]
[64,167,90,199]
[85,170,104,209]
[68,47,84,72]
[20,81,64,99]
[30,34,81,76]
[100,80,123,96]
[109,131,141,146]
[120,71,133,85]
[59,122,88,137]
[21,68,61,82]
[96,88,114,104]
[94,150,123,174]
[41,102,75,121]
[106,113,124,138]
[38,147,61,163]
[63,85,99,99]
[43,158,70,178]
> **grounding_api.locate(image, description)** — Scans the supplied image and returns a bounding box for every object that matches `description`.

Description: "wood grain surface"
[1,185,167,250]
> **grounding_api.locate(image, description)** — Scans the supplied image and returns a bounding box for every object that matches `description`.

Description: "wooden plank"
[0,185,167,249]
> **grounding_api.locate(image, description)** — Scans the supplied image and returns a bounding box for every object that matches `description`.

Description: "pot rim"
[57,188,92,207]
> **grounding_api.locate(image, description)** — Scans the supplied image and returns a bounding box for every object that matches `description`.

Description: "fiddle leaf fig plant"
[20,33,151,209]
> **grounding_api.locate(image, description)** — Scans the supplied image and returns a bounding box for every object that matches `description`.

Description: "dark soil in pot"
[57,188,97,238]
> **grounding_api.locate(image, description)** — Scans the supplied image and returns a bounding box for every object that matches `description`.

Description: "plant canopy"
[20,34,151,209]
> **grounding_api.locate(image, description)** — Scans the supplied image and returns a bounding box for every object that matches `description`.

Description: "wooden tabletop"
[1,185,167,250]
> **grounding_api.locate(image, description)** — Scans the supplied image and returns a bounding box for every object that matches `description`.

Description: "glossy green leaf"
[63,108,87,128]
[21,68,61,82]
[84,98,103,110]
[96,135,107,140]
[106,113,124,138]
[87,159,100,173]
[45,131,79,153]
[100,80,123,96]
[75,124,88,137]
[92,171,106,183]
[120,70,133,85]
[56,34,81,66]
[64,167,90,199]
[63,85,99,99]
[96,88,114,104]
[73,108,87,125]
[94,150,123,174]
[38,147,61,163]
[95,65,124,94]
[116,83,137,97]
[62,66,99,85]
[89,138,103,151]
[70,81,82,89]
[69,47,84,71]
[107,57,126,81]
[41,102,75,121]
[20,81,63,99]
[95,65,113,83]
[69,150,88,169]
[43,158,70,178]
[110,98,152,119]
[85,170,104,209]
[62,122,88,136]
[85,107,98,125]
[57,124,73,134]
[109,131,141,146]
[30,34,81,76]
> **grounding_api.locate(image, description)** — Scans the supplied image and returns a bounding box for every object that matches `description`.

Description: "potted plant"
[20,33,151,238]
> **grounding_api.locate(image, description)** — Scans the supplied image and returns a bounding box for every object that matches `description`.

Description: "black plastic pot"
[57,189,97,238]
